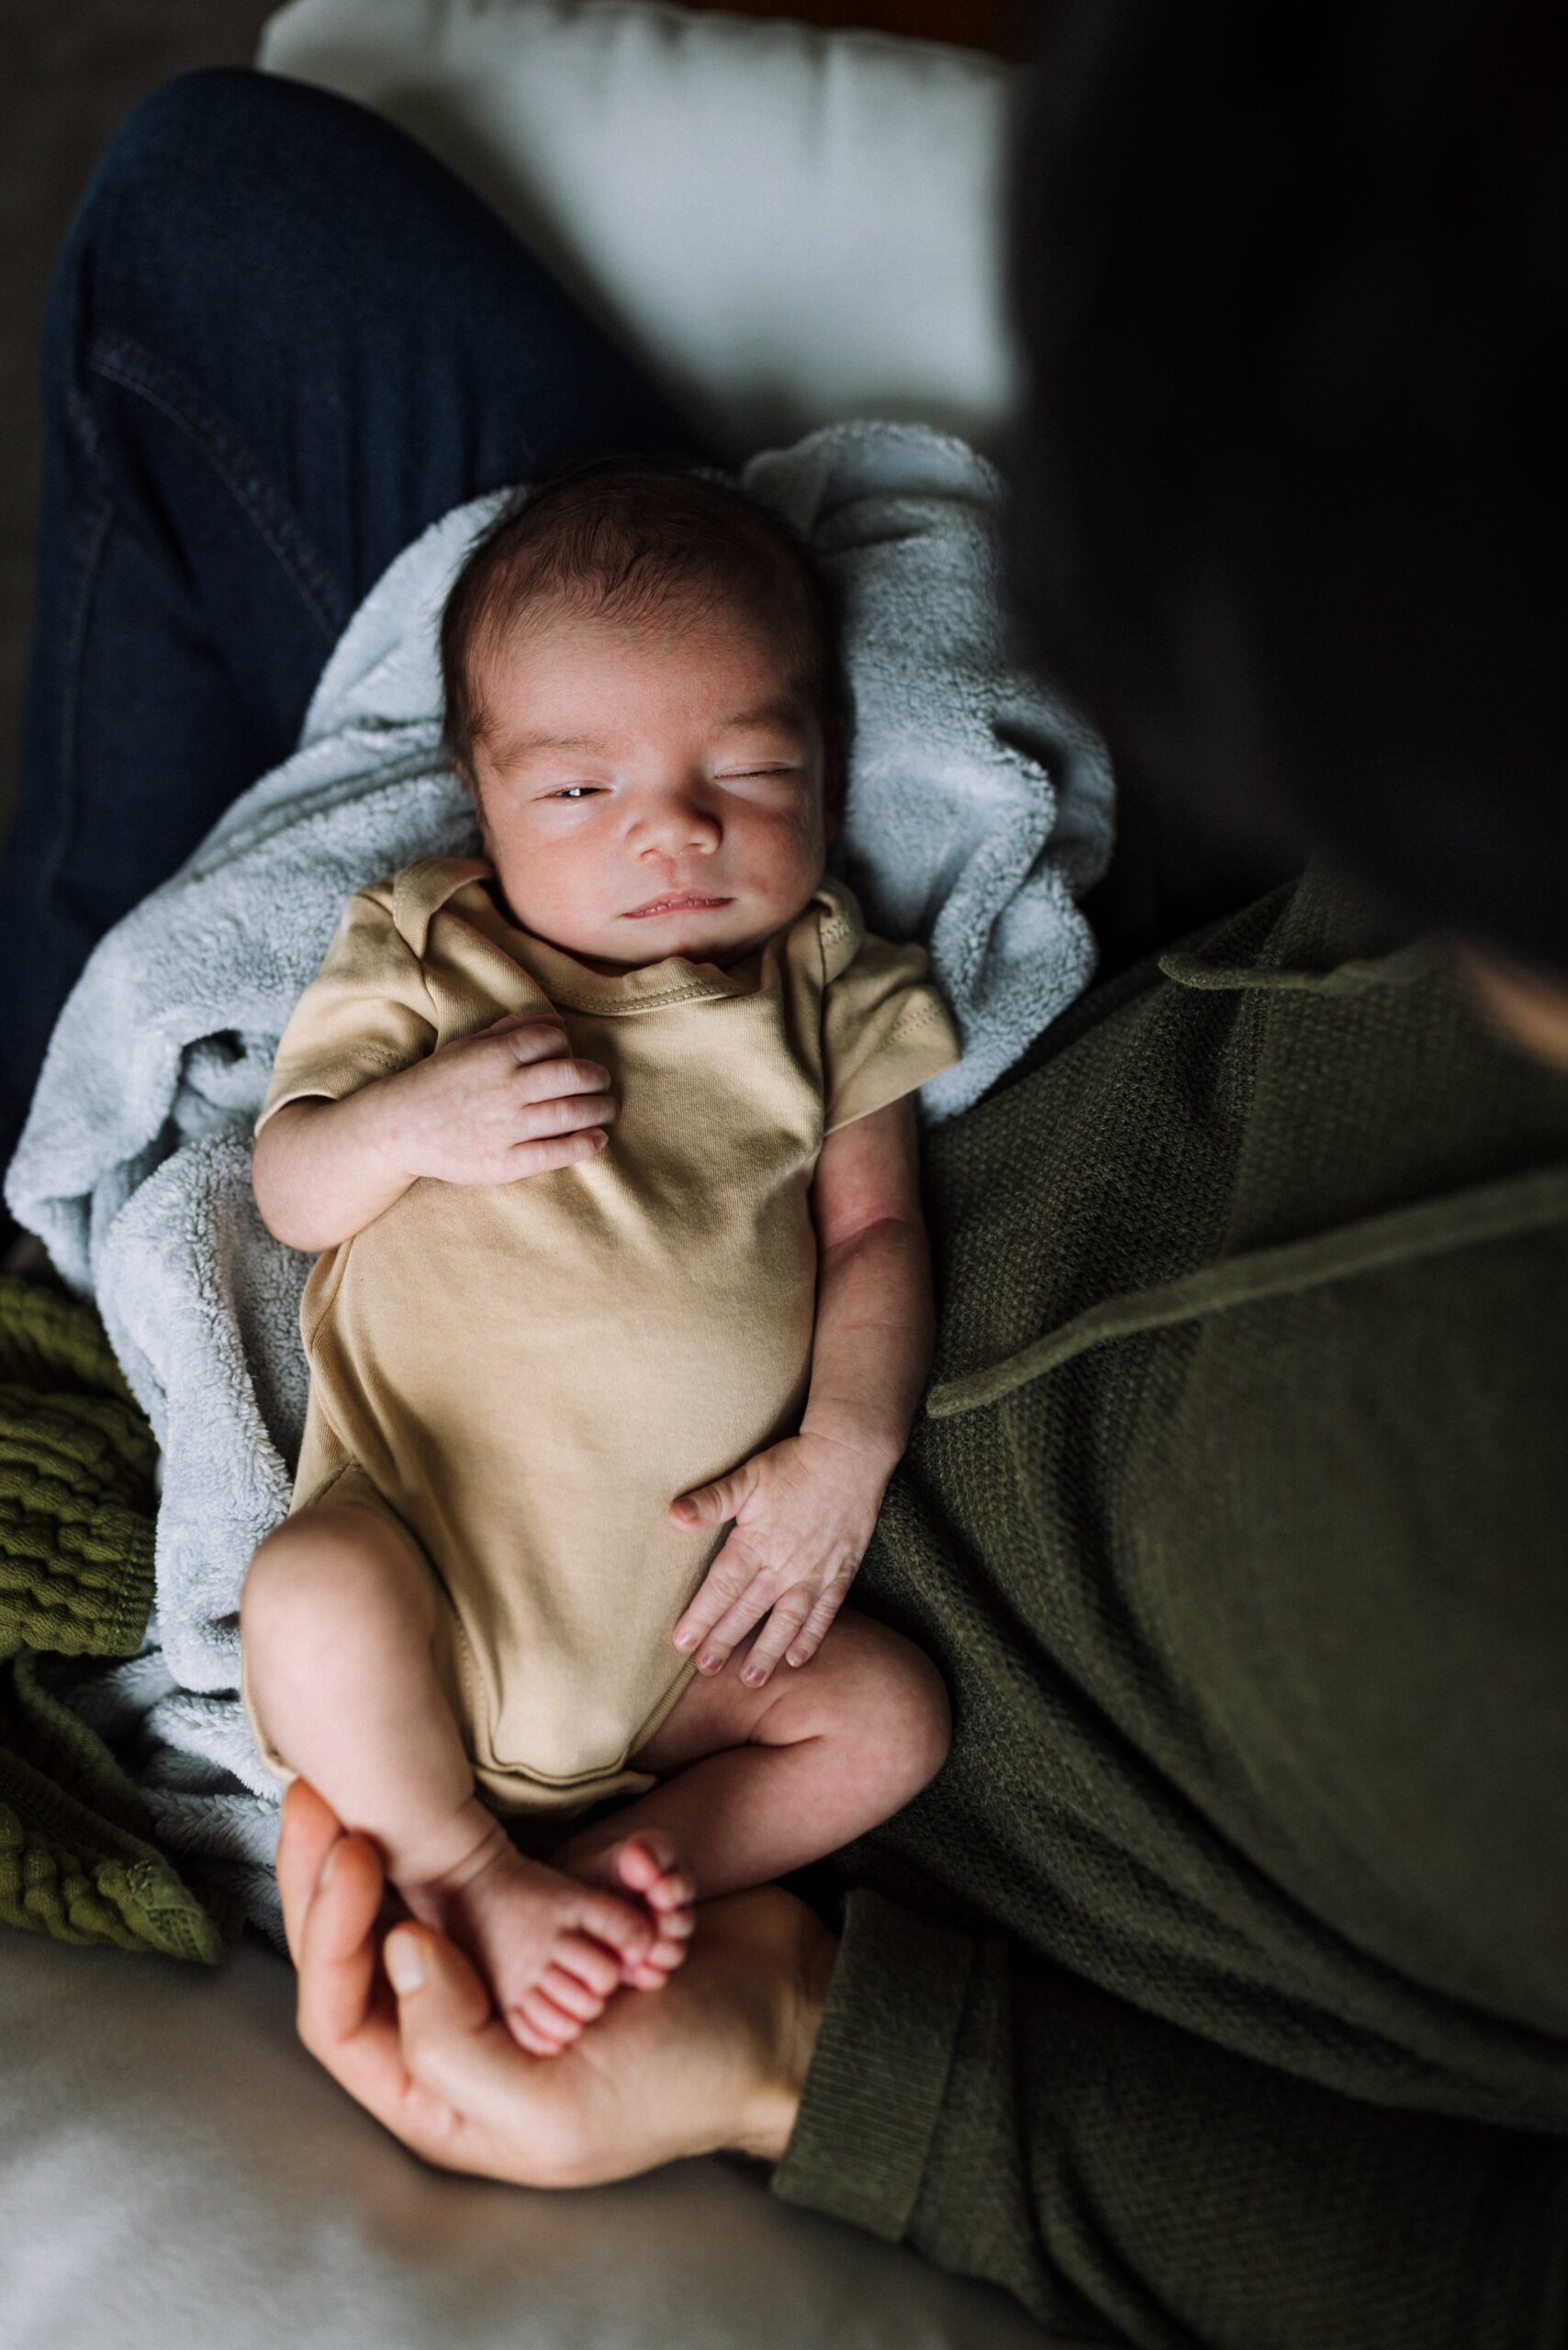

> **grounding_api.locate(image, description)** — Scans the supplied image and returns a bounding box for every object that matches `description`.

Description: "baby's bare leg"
[241,1503,667,2053]
[556,1606,949,1942]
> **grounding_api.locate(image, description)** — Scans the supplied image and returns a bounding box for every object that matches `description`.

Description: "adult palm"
[274,1779,834,2184]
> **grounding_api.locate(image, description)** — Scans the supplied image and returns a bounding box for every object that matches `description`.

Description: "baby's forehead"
[476,594,819,730]
[485,580,789,661]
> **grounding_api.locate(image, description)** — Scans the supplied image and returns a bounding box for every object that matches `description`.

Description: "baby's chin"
[573,917,770,975]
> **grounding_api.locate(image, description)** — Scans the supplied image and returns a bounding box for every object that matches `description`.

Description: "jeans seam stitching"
[88,332,346,643]
[38,483,116,925]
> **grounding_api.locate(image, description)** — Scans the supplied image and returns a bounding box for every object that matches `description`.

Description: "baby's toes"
[604,1830,683,1901]
[537,1962,607,2025]
[553,1930,623,2003]
[642,1864,696,1969]
[622,1927,693,1992]
[508,1985,587,2056]
[644,1863,696,1928]
[577,1887,654,1970]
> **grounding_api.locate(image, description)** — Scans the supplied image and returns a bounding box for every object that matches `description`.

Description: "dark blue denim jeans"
[0,66,710,1188]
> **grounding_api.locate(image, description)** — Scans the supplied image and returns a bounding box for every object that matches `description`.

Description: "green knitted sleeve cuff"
[770,1886,975,2242]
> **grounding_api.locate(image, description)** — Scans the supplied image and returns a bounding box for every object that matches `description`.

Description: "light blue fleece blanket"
[6,421,1113,1933]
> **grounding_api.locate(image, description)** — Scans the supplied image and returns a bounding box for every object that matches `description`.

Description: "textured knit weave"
[0,1277,231,1961]
[774,863,1568,2349]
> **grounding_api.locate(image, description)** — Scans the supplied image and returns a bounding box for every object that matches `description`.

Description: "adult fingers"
[294,1858,505,2175]
[386,1926,587,2186]
[293,1829,419,2123]
[275,1777,346,1968]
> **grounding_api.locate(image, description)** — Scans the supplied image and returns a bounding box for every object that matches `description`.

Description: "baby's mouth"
[622,892,734,919]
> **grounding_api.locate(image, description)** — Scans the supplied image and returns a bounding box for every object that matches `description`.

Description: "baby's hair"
[439,453,843,790]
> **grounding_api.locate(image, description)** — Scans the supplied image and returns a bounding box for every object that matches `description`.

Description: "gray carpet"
[0,0,275,844]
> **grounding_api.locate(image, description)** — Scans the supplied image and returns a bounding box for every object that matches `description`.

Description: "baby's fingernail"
[698,1651,722,1673]
[672,1628,694,1650]
[385,1934,424,1994]
[743,1664,766,1686]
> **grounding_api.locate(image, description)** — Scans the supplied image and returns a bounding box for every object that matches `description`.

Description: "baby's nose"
[637,796,721,853]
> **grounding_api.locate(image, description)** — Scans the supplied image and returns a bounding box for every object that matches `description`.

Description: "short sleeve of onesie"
[821,928,962,1133]
[257,886,439,1132]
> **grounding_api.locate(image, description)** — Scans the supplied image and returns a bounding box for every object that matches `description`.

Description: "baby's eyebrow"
[498,729,602,757]
[494,700,807,764]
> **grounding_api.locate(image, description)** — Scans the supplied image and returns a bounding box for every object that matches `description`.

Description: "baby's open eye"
[548,786,602,800]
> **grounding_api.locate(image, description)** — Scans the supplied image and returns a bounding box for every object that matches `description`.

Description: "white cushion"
[258,0,1020,459]
[0,1928,1051,2349]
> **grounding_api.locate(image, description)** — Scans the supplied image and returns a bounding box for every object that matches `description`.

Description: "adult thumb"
[385,1922,575,2178]
[385,1923,493,2039]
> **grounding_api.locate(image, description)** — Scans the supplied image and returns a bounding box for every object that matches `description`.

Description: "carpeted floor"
[0,0,1026,848]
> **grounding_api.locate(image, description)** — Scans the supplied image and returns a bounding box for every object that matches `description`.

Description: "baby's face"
[468,603,838,972]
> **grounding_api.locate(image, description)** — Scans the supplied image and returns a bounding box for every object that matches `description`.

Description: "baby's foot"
[404,1819,658,2057]
[566,1830,696,1993]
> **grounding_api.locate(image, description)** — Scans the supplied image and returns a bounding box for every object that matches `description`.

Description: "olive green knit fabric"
[775,864,1568,2349]
[0,1275,231,1961]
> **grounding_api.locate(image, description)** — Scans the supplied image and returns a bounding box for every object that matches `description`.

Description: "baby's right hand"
[375,1013,615,1186]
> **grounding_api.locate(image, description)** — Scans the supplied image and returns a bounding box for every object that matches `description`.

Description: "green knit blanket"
[0,1274,234,1961]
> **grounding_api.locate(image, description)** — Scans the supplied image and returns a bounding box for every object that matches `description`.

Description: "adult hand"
[275,1779,836,2188]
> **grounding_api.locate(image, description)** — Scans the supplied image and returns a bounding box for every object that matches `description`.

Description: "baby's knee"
[887,1632,953,1791]
[241,1505,428,1662]
[836,1616,951,1802]
[90,71,337,232]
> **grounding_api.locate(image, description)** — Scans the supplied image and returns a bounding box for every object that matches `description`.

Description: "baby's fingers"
[671,1526,763,1658]
[686,1572,796,1675]
[738,1584,821,1687]
[669,1455,763,1536]
[482,1011,569,1061]
[504,1128,609,1180]
[786,1583,852,1670]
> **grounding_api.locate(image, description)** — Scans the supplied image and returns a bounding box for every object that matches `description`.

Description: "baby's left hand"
[668,1433,888,1686]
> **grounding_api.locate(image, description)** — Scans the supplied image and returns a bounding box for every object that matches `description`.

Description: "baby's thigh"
[635,1606,947,1773]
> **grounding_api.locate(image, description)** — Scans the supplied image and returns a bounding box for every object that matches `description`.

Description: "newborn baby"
[241,456,960,2056]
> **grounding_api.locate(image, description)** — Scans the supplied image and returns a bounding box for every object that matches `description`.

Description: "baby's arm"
[669,1094,935,1684]
[797,1093,935,1472]
[253,1013,616,1251]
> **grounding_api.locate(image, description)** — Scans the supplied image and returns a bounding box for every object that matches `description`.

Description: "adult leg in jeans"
[0,67,712,1182]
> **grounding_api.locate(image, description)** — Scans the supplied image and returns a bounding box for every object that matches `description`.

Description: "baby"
[241,456,961,2057]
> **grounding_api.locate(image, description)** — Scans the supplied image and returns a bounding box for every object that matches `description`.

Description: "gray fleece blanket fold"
[6,422,1114,1935]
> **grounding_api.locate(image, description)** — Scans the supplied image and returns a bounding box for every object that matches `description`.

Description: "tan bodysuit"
[244,858,960,1815]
